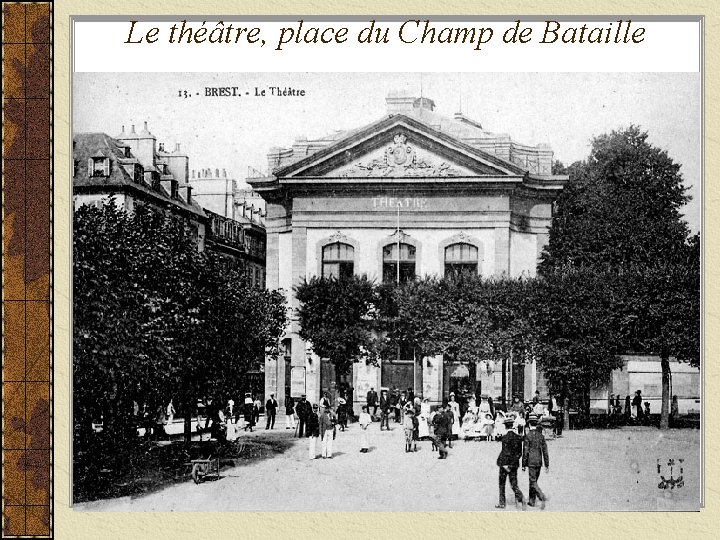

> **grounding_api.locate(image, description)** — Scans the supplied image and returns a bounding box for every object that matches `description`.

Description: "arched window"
[444,243,478,277]
[383,242,416,284]
[322,242,355,279]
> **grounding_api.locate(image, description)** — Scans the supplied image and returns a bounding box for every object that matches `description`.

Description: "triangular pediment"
[275,115,525,180]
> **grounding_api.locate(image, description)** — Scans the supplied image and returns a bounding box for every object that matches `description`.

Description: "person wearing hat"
[243,393,254,432]
[296,394,311,438]
[522,420,550,509]
[431,401,452,458]
[307,403,321,459]
[366,387,378,418]
[265,393,278,429]
[337,396,348,431]
[319,404,337,458]
[403,408,416,452]
[358,405,372,453]
[379,390,391,431]
[496,422,526,510]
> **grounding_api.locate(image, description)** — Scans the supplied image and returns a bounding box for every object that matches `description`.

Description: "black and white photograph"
[71,72,701,512]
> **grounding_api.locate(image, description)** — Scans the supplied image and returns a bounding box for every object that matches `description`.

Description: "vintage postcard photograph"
[70,71,700,512]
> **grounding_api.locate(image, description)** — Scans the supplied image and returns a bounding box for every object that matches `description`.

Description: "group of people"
[496,416,551,510]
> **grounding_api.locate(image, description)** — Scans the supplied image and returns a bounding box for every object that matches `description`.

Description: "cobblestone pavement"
[77,418,700,512]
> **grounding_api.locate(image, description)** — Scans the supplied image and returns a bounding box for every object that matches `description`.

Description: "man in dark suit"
[431,402,452,459]
[366,387,378,418]
[296,394,311,437]
[265,393,278,429]
[496,422,526,510]
[379,390,391,430]
[523,422,550,509]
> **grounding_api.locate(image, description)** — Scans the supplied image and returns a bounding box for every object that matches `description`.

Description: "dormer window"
[88,157,110,177]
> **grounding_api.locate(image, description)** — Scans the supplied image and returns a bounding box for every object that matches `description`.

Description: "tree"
[613,237,700,428]
[538,126,697,428]
[531,269,624,423]
[74,201,287,452]
[541,126,690,272]
[295,275,380,381]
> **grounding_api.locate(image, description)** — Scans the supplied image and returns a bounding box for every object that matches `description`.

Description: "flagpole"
[396,202,401,284]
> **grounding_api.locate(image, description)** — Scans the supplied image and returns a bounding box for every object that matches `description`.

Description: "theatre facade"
[249,93,568,408]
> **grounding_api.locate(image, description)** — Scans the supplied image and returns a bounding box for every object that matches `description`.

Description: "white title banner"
[72,18,701,73]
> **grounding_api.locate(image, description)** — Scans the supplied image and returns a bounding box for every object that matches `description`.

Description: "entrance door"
[381,361,414,392]
[512,359,525,400]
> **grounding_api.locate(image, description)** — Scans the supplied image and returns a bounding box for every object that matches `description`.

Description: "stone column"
[265,232,280,289]
[536,231,549,269]
[422,355,443,404]
[291,226,312,399]
[494,227,510,276]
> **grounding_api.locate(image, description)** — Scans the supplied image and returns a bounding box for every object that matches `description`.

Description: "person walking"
[379,390,391,431]
[670,395,679,427]
[632,390,643,421]
[319,405,337,459]
[403,409,416,452]
[431,402,451,459]
[165,399,176,427]
[307,403,321,459]
[522,421,550,509]
[337,397,348,431]
[296,394,311,437]
[265,393,278,429]
[242,393,254,431]
[367,387,378,418]
[285,395,296,430]
[359,405,371,453]
[496,422,526,510]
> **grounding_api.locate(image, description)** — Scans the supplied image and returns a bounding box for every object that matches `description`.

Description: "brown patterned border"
[2,2,53,538]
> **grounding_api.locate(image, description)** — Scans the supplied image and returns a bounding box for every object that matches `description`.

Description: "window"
[88,157,110,177]
[444,243,478,277]
[322,242,354,279]
[383,242,416,284]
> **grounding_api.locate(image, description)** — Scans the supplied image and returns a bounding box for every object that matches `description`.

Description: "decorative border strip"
[2,2,53,538]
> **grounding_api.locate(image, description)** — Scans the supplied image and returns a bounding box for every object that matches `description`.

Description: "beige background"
[53,1,718,538]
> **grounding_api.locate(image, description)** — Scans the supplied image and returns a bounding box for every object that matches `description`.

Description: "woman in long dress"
[448,393,461,438]
[460,409,478,439]
[418,398,431,439]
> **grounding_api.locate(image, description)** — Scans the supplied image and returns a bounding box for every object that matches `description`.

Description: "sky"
[73,72,701,232]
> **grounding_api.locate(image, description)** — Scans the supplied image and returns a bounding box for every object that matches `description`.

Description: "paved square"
[77,421,700,512]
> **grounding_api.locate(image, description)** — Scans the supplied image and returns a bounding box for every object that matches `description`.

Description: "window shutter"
[87,158,93,177]
[104,158,110,176]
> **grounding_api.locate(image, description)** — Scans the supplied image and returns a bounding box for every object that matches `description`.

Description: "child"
[403,409,416,453]
[358,405,371,453]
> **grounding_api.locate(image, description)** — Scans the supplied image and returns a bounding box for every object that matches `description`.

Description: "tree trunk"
[501,355,507,403]
[660,351,671,430]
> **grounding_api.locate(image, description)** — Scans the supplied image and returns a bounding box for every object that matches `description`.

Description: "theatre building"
[249,93,568,408]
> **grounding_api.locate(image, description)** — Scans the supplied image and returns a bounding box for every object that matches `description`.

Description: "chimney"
[386,91,416,114]
[413,97,435,112]
[191,169,195,179]
[130,124,136,135]
[175,143,180,152]
[158,142,164,152]
[143,121,148,132]
[216,168,219,178]
[120,125,125,135]
[183,184,193,204]
[222,168,227,178]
